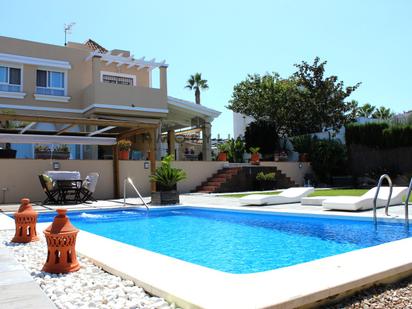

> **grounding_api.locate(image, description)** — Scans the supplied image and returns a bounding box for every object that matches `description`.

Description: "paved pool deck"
[0,192,411,309]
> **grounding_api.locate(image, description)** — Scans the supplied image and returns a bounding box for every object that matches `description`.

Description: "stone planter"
[151,190,180,205]
[254,180,277,191]
[35,151,69,159]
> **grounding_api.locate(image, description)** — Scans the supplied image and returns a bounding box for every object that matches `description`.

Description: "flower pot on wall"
[119,150,130,160]
[250,153,260,165]
[299,153,310,162]
[217,152,227,161]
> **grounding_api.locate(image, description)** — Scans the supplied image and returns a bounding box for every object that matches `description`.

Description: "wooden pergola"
[0,113,159,198]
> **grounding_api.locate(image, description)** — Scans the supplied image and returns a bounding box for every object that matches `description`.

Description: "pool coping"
[2,206,412,308]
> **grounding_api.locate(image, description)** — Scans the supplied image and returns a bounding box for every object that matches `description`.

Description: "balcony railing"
[0,84,21,92]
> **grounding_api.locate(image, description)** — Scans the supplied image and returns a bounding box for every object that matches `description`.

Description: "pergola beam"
[56,124,75,135]
[19,122,36,134]
[88,126,116,137]
[0,113,158,129]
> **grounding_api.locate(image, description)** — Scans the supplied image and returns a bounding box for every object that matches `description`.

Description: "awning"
[0,134,116,145]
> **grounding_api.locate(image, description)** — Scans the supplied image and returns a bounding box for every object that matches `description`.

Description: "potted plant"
[291,135,313,162]
[34,145,51,159]
[118,139,132,160]
[53,144,70,160]
[255,171,277,190]
[150,155,187,205]
[217,143,230,161]
[249,147,260,165]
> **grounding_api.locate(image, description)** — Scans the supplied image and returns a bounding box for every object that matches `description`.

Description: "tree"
[185,73,209,104]
[291,57,361,135]
[228,57,361,137]
[356,103,376,118]
[244,120,279,155]
[372,106,394,120]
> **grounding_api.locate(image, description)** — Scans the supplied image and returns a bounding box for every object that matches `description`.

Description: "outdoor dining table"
[45,171,83,204]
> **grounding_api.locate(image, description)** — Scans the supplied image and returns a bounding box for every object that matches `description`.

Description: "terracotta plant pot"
[217,152,227,161]
[299,153,309,162]
[119,150,130,160]
[250,153,260,165]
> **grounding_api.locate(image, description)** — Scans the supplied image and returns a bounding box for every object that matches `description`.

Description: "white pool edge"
[2,207,412,309]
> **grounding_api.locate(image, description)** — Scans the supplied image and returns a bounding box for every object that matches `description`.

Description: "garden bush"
[346,122,412,149]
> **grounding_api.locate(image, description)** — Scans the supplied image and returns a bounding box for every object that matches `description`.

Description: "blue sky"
[1,0,411,137]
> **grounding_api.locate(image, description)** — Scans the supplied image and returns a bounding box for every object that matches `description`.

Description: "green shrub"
[256,172,276,181]
[311,139,347,183]
[346,122,412,149]
[291,134,313,154]
[345,122,389,148]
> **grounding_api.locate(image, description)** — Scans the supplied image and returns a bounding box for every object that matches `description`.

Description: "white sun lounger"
[322,186,408,211]
[239,187,315,206]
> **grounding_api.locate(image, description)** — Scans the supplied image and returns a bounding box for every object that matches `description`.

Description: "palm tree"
[357,103,376,118]
[185,73,209,104]
[372,106,394,120]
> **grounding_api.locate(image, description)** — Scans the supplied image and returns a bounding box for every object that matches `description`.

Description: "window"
[102,74,134,86]
[36,70,65,96]
[0,65,22,92]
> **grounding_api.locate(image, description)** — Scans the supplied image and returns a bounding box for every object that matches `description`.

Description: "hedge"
[345,122,412,149]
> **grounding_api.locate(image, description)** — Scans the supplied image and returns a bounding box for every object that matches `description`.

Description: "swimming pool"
[37,207,411,274]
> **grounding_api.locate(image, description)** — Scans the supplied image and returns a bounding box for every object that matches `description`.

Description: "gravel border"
[0,230,176,309]
[322,275,412,309]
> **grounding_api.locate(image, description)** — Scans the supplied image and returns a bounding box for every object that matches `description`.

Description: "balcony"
[82,82,168,117]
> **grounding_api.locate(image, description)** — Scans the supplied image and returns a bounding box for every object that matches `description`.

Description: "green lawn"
[221,188,412,201]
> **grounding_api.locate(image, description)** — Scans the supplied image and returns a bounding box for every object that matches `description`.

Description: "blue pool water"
[36,208,411,274]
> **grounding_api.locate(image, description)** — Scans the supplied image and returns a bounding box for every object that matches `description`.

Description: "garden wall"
[349,145,412,177]
[0,159,226,204]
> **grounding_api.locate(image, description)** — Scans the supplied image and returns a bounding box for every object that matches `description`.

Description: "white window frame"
[0,62,25,99]
[34,67,70,102]
[100,71,136,86]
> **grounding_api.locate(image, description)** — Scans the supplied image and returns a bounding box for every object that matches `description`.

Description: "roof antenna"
[64,22,76,46]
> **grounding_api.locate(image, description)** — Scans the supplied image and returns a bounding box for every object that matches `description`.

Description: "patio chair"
[81,172,99,202]
[239,187,315,206]
[38,174,59,205]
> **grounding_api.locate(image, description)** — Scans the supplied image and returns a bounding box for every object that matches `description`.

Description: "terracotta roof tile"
[84,39,108,53]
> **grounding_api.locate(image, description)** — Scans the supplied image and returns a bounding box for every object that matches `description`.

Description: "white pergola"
[85,51,168,71]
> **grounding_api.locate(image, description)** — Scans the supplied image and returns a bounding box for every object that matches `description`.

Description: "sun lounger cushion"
[322,186,408,211]
[240,187,315,206]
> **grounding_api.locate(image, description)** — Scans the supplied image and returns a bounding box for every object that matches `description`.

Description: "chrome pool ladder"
[123,177,150,211]
[405,177,412,228]
[373,174,393,226]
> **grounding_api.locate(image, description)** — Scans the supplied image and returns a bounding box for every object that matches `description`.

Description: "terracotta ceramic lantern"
[12,198,39,243]
[42,209,80,273]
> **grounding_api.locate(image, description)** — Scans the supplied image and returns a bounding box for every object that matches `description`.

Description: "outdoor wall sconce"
[299,163,303,169]
[144,161,150,169]
[12,198,39,243]
[42,209,80,274]
[52,161,60,170]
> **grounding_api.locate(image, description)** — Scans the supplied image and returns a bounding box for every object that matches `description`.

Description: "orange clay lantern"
[12,198,39,243]
[42,209,80,273]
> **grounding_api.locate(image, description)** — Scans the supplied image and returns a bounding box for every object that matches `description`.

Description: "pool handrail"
[123,177,150,211]
[405,177,412,228]
[373,174,393,226]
